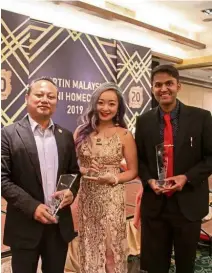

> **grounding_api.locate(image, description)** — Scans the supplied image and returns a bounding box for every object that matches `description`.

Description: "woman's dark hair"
[75,82,127,150]
[151,64,179,83]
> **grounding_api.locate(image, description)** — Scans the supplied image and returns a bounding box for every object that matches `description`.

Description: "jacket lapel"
[174,102,191,163]
[16,116,42,184]
[149,107,161,147]
[54,125,65,183]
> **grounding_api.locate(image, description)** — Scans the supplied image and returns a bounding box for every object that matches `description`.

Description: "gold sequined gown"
[78,134,128,273]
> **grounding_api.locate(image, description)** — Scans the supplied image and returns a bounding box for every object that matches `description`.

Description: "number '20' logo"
[128,86,143,109]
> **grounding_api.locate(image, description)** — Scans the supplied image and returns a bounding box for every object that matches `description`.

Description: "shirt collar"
[159,99,180,120]
[28,115,55,133]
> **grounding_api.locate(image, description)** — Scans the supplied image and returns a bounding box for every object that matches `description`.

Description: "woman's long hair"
[75,82,127,150]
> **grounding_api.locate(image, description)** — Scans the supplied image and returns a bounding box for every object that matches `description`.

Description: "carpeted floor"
[2,248,212,273]
[2,184,212,272]
[128,247,212,273]
[170,248,212,273]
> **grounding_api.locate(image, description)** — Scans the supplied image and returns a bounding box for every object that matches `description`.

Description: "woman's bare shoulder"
[116,127,134,141]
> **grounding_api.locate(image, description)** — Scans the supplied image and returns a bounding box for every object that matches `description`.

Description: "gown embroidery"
[78,133,128,273]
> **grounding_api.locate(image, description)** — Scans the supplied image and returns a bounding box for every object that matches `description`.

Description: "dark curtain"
[151,60,160,108]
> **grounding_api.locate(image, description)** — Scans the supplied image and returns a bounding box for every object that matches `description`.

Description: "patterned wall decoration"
[29,19,117,131]
[117,41,152,132]
[1,9,152,256]
[1,10,152,133]
[1,10,30,127]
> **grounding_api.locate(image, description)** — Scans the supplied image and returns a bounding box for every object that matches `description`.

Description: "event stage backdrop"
[1,9,152,132]
[1,7,151,257]
[1,10,30,127]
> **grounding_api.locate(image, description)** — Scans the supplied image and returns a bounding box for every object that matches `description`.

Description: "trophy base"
[48,196,63,217]
[83,175,99,181]
[84,170,99,180]
[156,180,169,188]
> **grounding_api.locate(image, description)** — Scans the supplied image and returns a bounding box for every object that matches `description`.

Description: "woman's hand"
[81,158,100,178]
[96,173,119,186]
[90,158,100,171]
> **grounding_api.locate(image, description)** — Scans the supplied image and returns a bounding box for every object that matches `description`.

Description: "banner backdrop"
[1,10,30,127]
[29,19,117,131]
[1,9,152,256]
[117,41,152,133]
[1,9,152,133]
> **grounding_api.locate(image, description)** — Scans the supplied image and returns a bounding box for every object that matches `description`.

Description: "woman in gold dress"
[74,82,137,273]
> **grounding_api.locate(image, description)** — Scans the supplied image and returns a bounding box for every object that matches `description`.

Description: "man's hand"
[52,189,74,209]
[148,179,164,195]
[163,175,187,193]
[34,204,57,224]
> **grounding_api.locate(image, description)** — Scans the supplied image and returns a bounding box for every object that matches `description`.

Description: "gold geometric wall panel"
[117,41,152,132]
[1,10,152,132]
[1,10,30,126]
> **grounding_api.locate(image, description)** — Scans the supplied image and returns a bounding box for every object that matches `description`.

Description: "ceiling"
[158,1,212,86]
[158,1,212,25]
[107,0,212,23]
[107,0,212,36]
[4,0,212,85]
[155,1,212,44]
[107,0,212,85]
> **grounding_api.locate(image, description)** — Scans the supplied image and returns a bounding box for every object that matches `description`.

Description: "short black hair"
[26,76,57,95]
[151,64,179,83]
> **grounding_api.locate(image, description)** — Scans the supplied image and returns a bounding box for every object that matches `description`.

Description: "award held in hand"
[49,174,78,217]
[84,136,104,179]
[155,143,170,188]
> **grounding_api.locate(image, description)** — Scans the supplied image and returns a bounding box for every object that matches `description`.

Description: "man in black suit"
[1,77,81,273]
[135,65,212,273]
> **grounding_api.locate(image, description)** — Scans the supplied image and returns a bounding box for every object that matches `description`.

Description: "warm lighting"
[136,3,204,33]
[107,1,205,33]
[0,0,206,59]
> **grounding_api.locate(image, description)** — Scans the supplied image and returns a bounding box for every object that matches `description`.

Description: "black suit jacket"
[1,116,81,249]
[135,102,212,221]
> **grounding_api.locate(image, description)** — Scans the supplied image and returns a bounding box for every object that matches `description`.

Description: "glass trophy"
[84,136,104,178]
[48,174,78,217]
[155,143,169,188]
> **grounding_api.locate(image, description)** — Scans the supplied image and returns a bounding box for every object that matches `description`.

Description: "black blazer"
[1,116,81,249]
[135,102,212,221]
